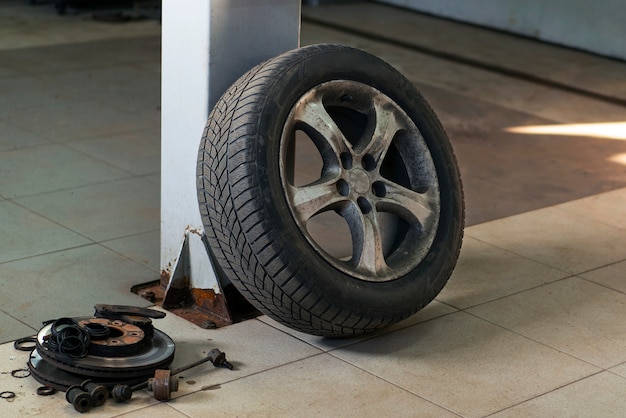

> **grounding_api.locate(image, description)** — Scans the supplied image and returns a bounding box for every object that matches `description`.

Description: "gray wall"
[378,0,626,60]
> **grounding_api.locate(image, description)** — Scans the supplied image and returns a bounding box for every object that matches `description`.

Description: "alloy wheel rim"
[279,80,440,282]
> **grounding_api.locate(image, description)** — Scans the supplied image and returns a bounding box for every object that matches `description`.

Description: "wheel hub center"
[349,168,370,194]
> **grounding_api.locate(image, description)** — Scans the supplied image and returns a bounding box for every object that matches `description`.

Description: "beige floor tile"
[68,128,161,176]
[0,143,128,198]
[0,244,154,329]
[169,354,457,418]
[0,200,91,264]
[16,177,159,242]
[0,121,50,152]
[438,236,568,309]
[3,100,159,143]
[331,311,598,418]
[0,311,36,344]
[555,187,626,230]
[611,362,626,378]
[467,207,626,274]
[114,403,190,418]
[148,313,323,400]
[468,277,626,368]
[492,372,626,418]
[580,260,626,294]
[258,300,457,351]
[102,230,160,272]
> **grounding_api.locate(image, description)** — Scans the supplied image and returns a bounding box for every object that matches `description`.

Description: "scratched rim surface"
[280,80,440,282]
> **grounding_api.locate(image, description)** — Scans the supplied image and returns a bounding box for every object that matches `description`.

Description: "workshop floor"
[1,1,625,417]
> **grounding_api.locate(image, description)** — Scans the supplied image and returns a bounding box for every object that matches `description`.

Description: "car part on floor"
[197,44,464,337]
[13,337,37,352]
[81,380,108,406]
[112,348,233,402]
[28,306,175,391]
[36,386,57,396]
[65,384,94,413]
[20,305,235,411]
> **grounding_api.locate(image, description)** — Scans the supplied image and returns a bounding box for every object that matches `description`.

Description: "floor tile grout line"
[0,140,139,186]
[0,309,38,342]
[576,274,626,296]
[443,274,575,312]
[167,351,328,399]
[112,403,192,418]
[98,228,161,245]
[607,366,626,380]
[62,140,156,179]
[323,350,464,417]
[483,369,608,417]
[462,308,607,371]
[54,126,162,149]
[1,101,160,143]
[4,173,151,201]
[0,241,101,267]
[464,233,587,277]
[167,347,463,417]
[4,197,103,244]
[99,244,160,275]
[552,203,626,231]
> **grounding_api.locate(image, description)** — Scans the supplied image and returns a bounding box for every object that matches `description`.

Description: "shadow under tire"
[197,44,464,336]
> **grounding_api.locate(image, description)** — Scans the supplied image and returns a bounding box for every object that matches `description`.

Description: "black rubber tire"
[197,44,464,337]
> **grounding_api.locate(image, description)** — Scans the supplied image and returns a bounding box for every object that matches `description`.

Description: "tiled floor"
[1,1,625,417]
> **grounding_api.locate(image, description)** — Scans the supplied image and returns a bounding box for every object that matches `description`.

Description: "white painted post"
[161,1,300,305]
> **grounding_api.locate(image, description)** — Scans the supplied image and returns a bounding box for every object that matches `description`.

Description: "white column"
[161,0,300,293]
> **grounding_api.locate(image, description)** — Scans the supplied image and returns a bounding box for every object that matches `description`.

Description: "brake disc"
[34,317,175,379]
[28,351,147,391]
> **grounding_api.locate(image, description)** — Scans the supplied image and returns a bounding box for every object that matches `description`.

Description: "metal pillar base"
[160,0,300,326]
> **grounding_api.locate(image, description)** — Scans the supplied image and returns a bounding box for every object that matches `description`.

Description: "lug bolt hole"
[372,181,386,197]
[362,154,376,171]
[357,197,372,214]
[337,179,350,196]
[340,152,353,170]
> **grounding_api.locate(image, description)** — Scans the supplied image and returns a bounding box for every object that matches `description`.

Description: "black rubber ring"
[11,368,31,378]
[0,391,16,399]
[13,337,38,352]
[37,386,57,396]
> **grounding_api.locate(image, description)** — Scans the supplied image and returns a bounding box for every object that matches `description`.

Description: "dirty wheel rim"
[280,80,441,282]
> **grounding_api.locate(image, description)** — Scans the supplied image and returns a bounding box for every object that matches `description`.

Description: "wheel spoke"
[362,99,401,164]
[378,181,438,227]
[294,95,351,160]
[352,210,388,277]
[288,179,346,223]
